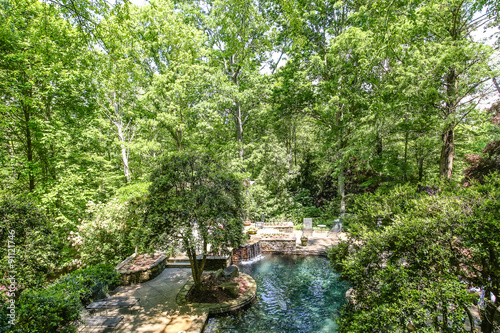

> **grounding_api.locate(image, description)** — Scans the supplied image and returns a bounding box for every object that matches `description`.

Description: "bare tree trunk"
[186,246,201,290]
[339,166,345,214]
[337,110,345,215]
[493,77,500,95]
[404,113,409,181]
[462,303,475,332]
[186,240,208,292]
[418,157,424,182]
[117,126,131,183]
[481,287,498,333]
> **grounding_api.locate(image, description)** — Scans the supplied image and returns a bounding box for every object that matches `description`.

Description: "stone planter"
[115,252,167,286]
[301,238,308,246]
[262,221,294,233]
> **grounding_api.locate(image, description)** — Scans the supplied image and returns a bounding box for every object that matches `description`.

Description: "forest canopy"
[0,0,499,331]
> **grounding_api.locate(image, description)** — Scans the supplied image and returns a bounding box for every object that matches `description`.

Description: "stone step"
[165,262,192,268]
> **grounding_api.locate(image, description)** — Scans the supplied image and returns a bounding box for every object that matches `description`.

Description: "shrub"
[0,197,62,290]
[68,183,149,267]
[15,288,81,333]
[0,303,14,333]
[49,264,120,305]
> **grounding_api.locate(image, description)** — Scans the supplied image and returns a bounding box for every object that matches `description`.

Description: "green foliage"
[70,187,148,266]
[15,288,81,333]
[0,264,118,333]
[144,151,245,287]
[0,197,62,290]
[330,175,500,332]
[49,264,120,305]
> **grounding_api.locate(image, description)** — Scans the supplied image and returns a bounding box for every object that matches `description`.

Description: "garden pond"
[204,255,350,333]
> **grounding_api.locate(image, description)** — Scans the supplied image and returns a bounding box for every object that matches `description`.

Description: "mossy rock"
[217,282,239,298]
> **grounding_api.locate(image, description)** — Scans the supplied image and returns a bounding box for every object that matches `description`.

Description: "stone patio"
[78,268,207,333]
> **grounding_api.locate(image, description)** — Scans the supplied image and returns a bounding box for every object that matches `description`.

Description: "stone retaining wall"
[115,253,167,286]
[260,238,296,253]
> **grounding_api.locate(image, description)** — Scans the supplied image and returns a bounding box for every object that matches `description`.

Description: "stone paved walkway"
[293,229,348,254]
[78,268,207,333]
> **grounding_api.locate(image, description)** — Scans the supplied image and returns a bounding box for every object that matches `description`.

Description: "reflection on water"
[204,255,350,333]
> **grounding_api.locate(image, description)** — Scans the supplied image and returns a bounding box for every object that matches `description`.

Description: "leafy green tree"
[188,0,273,159]
[331,175,500,332]
[143,152,245,290]
[0,197,62,290]
[356,0,496,179]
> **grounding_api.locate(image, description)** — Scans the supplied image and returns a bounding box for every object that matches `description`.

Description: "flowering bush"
[68,183,149,266]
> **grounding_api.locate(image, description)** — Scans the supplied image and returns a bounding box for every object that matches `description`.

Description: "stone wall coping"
[260,237,296,241]
[116,252,167,274]
[176,273,257,315]
[262,221,294,227]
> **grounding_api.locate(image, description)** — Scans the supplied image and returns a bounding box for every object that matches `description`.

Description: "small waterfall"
[232,241,264,264]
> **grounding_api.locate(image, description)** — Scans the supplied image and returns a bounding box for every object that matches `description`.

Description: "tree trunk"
[337,110,345,215]
[186,246,201,291]
[176,128,182,151]
[481,287,498,333]
[339,166,345,214]
[404,113,409,181]
[493,77,500,95]
[439,127,454,179]
[117,125,131,183]
[235,103,244,159]
[186,240,208,292]
[418,157,424,182]
[462,303,475,332]
[440,67,457,179]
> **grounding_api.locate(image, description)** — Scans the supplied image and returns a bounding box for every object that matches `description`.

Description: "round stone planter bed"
[176,273,257,315]
[115,252,167,286]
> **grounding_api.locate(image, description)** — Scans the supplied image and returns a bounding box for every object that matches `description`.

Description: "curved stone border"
[176,273,257,315]
[115,252,167,285]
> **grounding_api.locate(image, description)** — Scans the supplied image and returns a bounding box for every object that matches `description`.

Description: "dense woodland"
[1,0,500,331]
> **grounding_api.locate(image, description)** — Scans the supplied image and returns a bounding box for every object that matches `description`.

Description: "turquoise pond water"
[204,255,350,333]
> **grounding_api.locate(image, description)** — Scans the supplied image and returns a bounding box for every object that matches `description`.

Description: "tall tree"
[355,0,496,179]
[189,0,272,159]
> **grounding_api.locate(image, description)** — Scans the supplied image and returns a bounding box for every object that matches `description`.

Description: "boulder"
[223,265,239,279]
[213,268,224,280]
[218,282,239,298]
